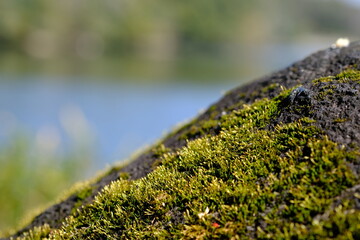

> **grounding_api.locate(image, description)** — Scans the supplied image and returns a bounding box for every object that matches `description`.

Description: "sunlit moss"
[335,69,360,83]
[313,69,360,85]
[13,71,360,239]
[14,224,52,240]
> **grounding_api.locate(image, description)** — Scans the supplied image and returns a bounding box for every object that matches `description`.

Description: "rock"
[6,41,360,239]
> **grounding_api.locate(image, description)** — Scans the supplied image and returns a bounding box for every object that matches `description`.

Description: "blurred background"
[0,0,359,233]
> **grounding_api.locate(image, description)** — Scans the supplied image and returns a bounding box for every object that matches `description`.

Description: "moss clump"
[335,69,360,83]
[311,199,360,239]
[312,69,360,101]
[70,185,94,215]
[151,144,173,169]
[21,85,356,239]
[14,224,52,240]
[333,118,349,123]
[177,83,284,143]
[179,119,219,140]
[11,70,360,239]
[177,112,220,141]
[312,69,360,85]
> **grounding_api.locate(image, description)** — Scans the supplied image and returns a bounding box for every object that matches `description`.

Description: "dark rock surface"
[8,41,360,239]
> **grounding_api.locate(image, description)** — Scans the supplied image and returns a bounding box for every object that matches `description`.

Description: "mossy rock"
[5,42,360,239]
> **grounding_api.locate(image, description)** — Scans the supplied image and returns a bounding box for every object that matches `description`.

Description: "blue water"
[0,41,333,172]
[0,76,236,169]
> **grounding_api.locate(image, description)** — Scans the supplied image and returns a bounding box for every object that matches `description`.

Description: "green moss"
[208,105,217,113]
[335,69,360,83]
[313,69,360,102]
[250,83,282,99]
[316,88,335,100]
[71,185,94,214]
[15,224,52,240]
[314,81,336,99]
[151,144,173,168]
[313,69,360,86]
[261,83,280,93]
[311,199,360,239]
[173,103,221,142]
[118,172,130,180]
[178,118,219,141]
[16,71,360,239]
[333,118,349,123]
[178,84,286,142]
[312,76,336,85]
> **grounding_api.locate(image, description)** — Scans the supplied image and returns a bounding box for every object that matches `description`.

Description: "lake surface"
[0,40,334,173]
[0,76,237,170]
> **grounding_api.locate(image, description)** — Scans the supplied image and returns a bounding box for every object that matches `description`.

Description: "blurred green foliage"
[0,133,94,234]
[0,0,358,80]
